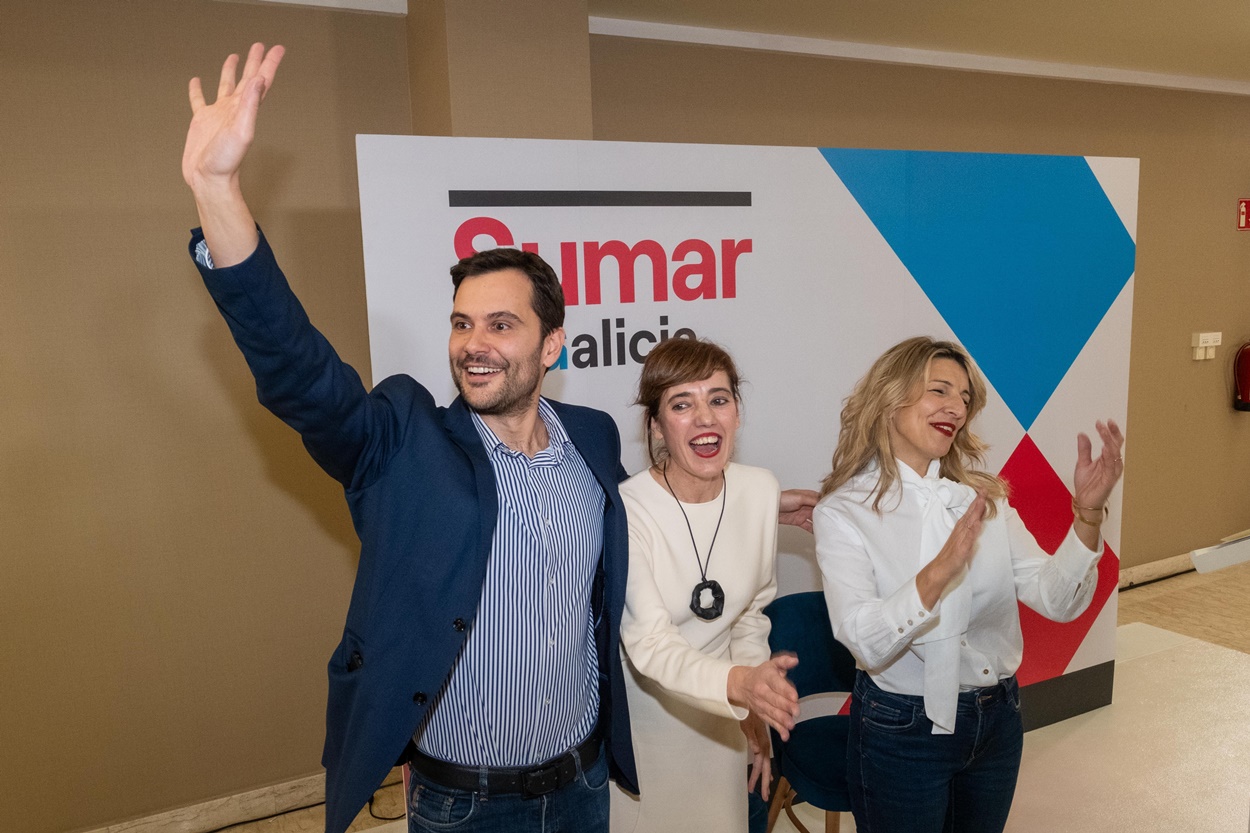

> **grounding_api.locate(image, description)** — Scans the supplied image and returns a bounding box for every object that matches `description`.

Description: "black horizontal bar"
[448,190,751,207]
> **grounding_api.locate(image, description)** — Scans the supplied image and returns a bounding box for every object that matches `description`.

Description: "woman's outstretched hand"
[728,654,800,741]
[1071,419,1124,549]
[1074,419,1124,510]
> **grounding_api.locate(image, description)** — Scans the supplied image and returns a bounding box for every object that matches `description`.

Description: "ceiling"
[247,0,1250,90]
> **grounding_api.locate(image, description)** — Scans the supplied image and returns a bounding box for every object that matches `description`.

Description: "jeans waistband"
[855,670,1017,707]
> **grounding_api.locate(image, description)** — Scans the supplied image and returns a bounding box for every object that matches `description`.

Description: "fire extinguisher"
[1236,342,1250,411]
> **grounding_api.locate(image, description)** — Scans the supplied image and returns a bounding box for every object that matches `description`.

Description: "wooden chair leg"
[766,776,791,833]
[783,799,813,833]
[785,800,815,830]
[824,809,840,833]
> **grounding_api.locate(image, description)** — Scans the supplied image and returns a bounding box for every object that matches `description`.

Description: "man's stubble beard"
[451,343,546,417]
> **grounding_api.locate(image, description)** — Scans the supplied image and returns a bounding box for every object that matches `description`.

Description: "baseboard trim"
[81,772,326,833]
[1118,553,1194,590]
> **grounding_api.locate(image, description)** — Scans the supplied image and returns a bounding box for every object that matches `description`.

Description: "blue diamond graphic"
[820,148,1135,429]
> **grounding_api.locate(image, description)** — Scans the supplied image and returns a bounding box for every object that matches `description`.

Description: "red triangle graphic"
[999,435,1119,686]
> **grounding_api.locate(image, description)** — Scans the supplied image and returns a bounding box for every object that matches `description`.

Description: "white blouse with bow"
[815,459,1101,734]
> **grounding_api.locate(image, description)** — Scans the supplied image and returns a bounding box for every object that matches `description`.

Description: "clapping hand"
[728,653,800,741]
[1073,419,1124,511]
[1070,419,1124,549]
[916,491,987,610]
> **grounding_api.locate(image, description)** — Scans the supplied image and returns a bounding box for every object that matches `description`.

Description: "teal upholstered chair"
[763,591,858,833]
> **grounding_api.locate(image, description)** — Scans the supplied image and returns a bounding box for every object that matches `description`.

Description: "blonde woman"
[814,336,1123,833]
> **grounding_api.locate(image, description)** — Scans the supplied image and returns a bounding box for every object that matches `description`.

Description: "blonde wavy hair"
[819,336,1007,515]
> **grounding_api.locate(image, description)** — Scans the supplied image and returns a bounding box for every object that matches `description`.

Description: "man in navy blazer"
[183,45,636,833]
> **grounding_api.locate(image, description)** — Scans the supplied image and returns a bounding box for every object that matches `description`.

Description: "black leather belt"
[409,735,600,798]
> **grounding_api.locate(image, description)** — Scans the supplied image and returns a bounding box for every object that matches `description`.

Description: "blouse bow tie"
[906,470,977,734]
[914,471,976,513]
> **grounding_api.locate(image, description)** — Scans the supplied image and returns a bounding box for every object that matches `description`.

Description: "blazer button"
[452,618,466,632]
[347,650,364,672]
[413,691,427,705]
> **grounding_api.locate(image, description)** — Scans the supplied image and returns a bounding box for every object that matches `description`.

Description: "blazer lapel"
[552,401,617,499]
[444,398,499,557]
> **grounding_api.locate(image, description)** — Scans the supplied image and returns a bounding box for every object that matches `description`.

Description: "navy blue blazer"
[190,230,637,833]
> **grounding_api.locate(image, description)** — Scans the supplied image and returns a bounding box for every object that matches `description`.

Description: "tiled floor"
[223,562,1250,833]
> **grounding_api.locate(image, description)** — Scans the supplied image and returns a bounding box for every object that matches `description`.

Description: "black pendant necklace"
[663,462,726,621]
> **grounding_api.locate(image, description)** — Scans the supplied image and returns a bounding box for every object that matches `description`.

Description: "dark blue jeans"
[406,747,610,832]
[847,671,1024,833]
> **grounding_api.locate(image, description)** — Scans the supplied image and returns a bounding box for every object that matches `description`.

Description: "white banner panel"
[357,136,1137,696]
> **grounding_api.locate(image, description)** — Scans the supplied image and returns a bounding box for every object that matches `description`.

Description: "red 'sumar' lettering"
[453,216,750,306]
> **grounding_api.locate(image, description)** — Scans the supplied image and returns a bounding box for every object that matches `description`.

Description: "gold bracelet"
[1071,498,1108,527]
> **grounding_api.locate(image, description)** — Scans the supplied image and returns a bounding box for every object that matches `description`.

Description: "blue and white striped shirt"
[415,399,605,766]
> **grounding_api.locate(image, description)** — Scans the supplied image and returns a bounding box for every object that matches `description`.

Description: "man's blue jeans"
[847,671,1024,833]
[406,748,610,833]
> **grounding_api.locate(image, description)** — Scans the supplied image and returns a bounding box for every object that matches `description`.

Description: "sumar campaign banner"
[357,136,1137,717]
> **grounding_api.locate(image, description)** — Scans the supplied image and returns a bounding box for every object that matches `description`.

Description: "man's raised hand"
[182,44,284,268]
[183,43,284,190]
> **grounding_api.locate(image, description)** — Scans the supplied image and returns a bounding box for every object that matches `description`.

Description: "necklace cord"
[662,462,727,582]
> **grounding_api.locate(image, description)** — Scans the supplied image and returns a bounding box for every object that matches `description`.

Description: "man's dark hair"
[450,248,565,337]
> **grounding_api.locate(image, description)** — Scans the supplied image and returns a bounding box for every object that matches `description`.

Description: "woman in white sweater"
[609,337,808,832]
[814,336,1123,833]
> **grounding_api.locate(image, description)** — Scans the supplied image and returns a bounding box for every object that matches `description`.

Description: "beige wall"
[1,2,409,832]
[4,3,1250,832]
[588,36,1250,570]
